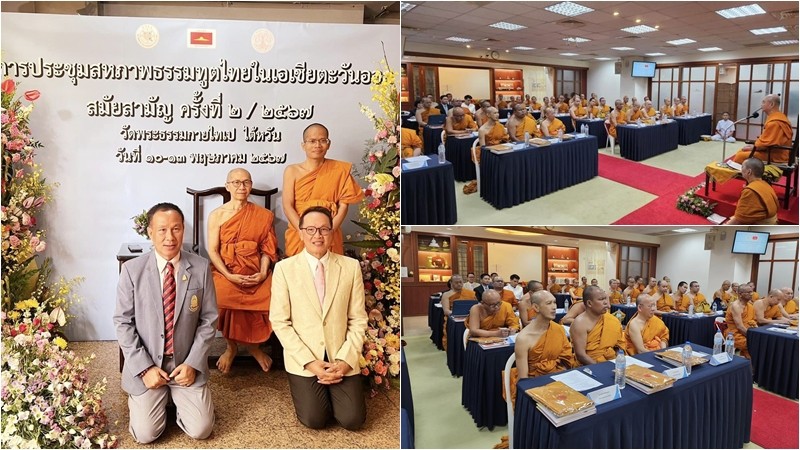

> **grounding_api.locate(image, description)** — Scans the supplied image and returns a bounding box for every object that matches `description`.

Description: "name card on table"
[662,366,688,380]
[587,385,622,405]
[709,353,732,366]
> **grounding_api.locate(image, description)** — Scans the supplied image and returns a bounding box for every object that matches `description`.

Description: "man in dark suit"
[114,203,218,443]
[438,94,451,115]
[473,273,492,299]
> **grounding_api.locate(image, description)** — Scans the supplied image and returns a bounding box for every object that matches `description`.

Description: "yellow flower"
[8,311,21,321]
[373,173,394,186]
[54,336,67,349]
[385,332,400,350]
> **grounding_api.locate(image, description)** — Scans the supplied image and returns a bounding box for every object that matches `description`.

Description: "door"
[715,82,736,127]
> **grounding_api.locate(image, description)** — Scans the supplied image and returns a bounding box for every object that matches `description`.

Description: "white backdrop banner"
[1,12,399,340]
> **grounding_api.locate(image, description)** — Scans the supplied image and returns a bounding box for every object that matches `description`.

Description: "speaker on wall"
[704,233,715,250]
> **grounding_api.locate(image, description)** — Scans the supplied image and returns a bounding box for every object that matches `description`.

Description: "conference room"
[399,1,799,226]
[399,225,799,449]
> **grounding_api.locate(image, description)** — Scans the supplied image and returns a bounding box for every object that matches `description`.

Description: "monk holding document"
[283,123,364,256]
[208,168,278,373]
[725,284,758,358]
[624,294,669,355]
[440,274,476,349]
[732,94,792,164]
[466,290,520,337]
[571,285,625,365]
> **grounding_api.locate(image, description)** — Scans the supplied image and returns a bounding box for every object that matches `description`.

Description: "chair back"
[452,300,478,316]
[471,138,481,189]
[503,353,517,449]
[463,328,470,350]
[428,114,446,126]
[499,108,512,119]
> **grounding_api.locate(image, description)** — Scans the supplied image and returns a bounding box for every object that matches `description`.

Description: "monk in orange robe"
[670,281,691,312]
[754,289,791,325]
[466,290,520,336]
[441,274,477,350]
[283,123,364,256]
[653,280,676,313]
[661,99,673,118]
[541,107,566,137]
[507,104,542,142]
[547,276,562,295]
[725,284,758,358]
[608,279,623,304]
[687,281,712,313]
[414,97,441,128]
[519,280,544,327]
[732,94,792,164]
[714,280,733,309]
[463,107,508,194]
[728,158,779,225]
[596,98,611,119]
[445,107,477,138]
[401,127,422,158]
[209,168,279,373]
[571,286,625,365]
[628,104,645,122]
[606,99,627,139]
[625,295,669,355]
[780,288,798,316]
[569,95,588,129]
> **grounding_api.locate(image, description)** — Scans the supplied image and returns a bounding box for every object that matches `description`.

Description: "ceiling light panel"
[445,36,473,42]
[621,25,658,34]
[560,52,579,56]
[771,40,799,45]
[489,21,527,31]
[611,47,635,51]
[698,47,722,52]
[545,2,594,17]
[667,38,696,45]
[512,46,535,50]
[715,4,766,19]
[400,2,416,13]
[749,27,787,35]
[646,52,666,56]
[563,37,591,43]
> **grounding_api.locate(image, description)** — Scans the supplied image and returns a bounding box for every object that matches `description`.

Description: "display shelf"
[417,234,452,283]
[546,245,579,284]
[494,68,524,98]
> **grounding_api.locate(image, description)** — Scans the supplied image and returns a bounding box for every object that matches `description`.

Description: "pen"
[582,368,598,379]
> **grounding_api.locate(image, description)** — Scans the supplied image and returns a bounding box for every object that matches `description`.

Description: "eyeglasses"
[304,139,331,146]
[227,180,253,188]
[481,301,501,309]
[300,226,332,236]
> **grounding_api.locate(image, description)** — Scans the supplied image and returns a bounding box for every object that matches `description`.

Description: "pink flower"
[392,166,401,178]
[15,169,24,178]
[21,213,31,226]
[11,153,20,163]
[374,375,382,385]
[375,291,384,300]
[1,78,15,94]
[30,236,39,247]
[22,197,35,208]
[8,235,20,248]
[24,90,40,101]
[35,240,46,252]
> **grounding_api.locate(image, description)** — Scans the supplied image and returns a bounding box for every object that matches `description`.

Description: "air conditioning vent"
[558,19,586,27]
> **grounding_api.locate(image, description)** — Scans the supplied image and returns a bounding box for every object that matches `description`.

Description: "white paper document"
[667,347,708,357]
[551,370,602,392]
[707,213,726,225]
[767,327,798,335]
[625,356,654,369]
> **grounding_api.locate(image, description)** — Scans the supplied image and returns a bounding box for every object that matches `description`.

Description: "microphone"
[749,110,760,119]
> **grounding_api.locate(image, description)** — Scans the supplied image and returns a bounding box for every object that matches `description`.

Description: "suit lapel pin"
[182,274,188,282]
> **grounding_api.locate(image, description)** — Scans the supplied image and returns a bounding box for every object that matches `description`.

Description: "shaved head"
[226,167,251,181]
[302,123,329,140]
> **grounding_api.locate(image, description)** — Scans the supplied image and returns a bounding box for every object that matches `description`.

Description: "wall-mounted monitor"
[631,60,657,78]
[731,230,770,255]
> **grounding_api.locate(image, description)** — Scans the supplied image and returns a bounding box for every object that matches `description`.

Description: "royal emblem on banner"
[188,29,215,48]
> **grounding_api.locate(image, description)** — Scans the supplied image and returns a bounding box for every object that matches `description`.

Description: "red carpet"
[598,154,697,196]
[751,388,799,449]
[696,178,799,225]
[612,174,711,225]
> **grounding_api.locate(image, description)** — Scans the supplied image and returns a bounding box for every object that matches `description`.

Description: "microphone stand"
[718,110,760,167]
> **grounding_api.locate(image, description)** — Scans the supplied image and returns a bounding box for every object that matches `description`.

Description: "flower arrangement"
[131,209,149,239]
[351,47,401,396]
[676,184,717,217]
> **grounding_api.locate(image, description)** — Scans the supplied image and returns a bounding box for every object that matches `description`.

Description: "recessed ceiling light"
[512,46,535,50]
[621,25,658,34]
[485,228,543,237]
[487,47,491,51]
[505,49,509,53]
[715,3,766,19]
[771,39,800,45]
[654,25,660,29]
[594,57,612,60]
[645,52,666,56]
[613,11,619,16]
[672,228,698,233]
[560,52,579,56]
[611,47,635,51]
[399,2,417,13]
[545,2,594,17]
[749,27,787,35]
[563,37,591,43]
[445,36,473,42]
[466,44,471,48]
[698,47,722,52]
[667,38,696,45]
[489,21,527,31]
[635,19,642,23]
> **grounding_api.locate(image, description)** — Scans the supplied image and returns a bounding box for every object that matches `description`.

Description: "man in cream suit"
[271,206,368,430]
[114,203,218,443]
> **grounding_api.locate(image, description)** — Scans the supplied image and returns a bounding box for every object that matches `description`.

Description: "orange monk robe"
[752,291,760,301]
[442,290,477,349]
[643,286,658,296]
[733,111,792,164]
[674,294,691,312]
[716,290,733,308]
[557,102,570,113]
[473,122,509,164]
[500,289,519,309]
[581,99,588,107]
[450,115,477,132]
[693,293,711,313]
[546,118,566,136]
[624,315,669,355]
[506,322,574,404]
[574,105,587,117]
[530,102,543,110]
[419,107,441,125]
[401,127,422,158]
[285,159,364,256]
[764,303,782,320]
[584,313,626,363]
[213,203,278,343]
[725,302,757,357]
[629,109,645,121]
[734,179,779,224]
[621,104,630,115]
[656,293,676,312]
[498,100,509,109]
[645,107,658,117]
[596,105,611,119]
[526,306,537,322]
[572,286,584,299]
[511,115,542,141]
[609,289,623,304]
[661,106,673,118]
[674,104,686,116]
[467,301,520,332]
[785,299,798,314]
[549,283,562,295]
[607,114,627,139]
[589,106,600,117]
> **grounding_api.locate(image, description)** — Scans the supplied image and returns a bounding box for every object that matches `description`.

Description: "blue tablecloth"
[500,108,512,119]
[427,295,440,330]
[401,408,414,449]
[617,121,679,161]
[554,294,570,309]
[402,116,418,132]
[675,115,712,146]
[423,126,444,155]
[576,119,608,149]
[480,136,598,209]
[462,341,515,430]
[445,135,478,182]
[661,312,719,348]
[446,317,468,377]
[400,348,415,438]
[748,325,799,399]
[513,345,752,448]
[610,304,637,326]
[429,299,444,351]
[532,111,542,120]
[556,114,574,133]
[401,156,457,225]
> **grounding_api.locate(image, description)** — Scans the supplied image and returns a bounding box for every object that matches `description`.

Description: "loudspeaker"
[704,233,715,250]
[614,62,621,74]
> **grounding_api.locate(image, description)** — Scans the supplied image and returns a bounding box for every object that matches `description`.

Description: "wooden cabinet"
[401,64,410,107]
[545,245,579,285]
[416,234,453,283]
[401,232,451,316]
[455,238,488,277]
[493,68,524,100]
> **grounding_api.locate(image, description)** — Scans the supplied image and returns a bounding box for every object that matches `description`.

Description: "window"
[619,245,655,282]
[555,68,586,98]
[754,238,798,294]
[737,62,799,141]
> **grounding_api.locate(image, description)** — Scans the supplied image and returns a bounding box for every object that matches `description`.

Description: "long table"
[748,325,799,399]
[576,118,608,149]
[445,134,478,182]
[400,348,414,439]
[422,125,445,155]
[462,341,515,430]
[480,136,598,209]
[446,316,468,377]
[617,121,679,161]
[401,156,457,225]
[661,312,720,348]
[675,115,712,145]
[513,345,752,448]
[556,114,574,133]
[428,296,444,350]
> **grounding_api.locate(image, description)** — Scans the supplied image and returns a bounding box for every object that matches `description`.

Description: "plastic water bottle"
[682,341,693,375]
[437,142,446,164]
[626,295,631,305]
[725,333,735,359]
[524,131,530,143]
[712,301,717,313]
[713,330,724,355]
[557,128,563,142]
[688,303,694,315]
[564,296,570,311]
[615,349,626,390]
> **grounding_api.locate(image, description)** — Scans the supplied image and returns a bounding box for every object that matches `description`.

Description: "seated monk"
[713,280,733,310]
[547,275,562,295]
[642,100,658,119]
[606,99,627,139]
[627,103,645,122]
[519,280,544,327]
[441,274,477,350]
[607,279,623,304]
[747,282,761,301]
[569,278,584,302]
[653,280,676,313]
[401,127,422,158]
[529,96,543,111]
[622,276,639,303]
[283,123,364,256]
[507,104,542,142]
[596,98,611,119]
[779,287,799,318]
[445,107,477,138]
[540,107,566,137]
[725,285,758,358]
[624,294,669,355]
[671,281,692,312]
[209,168,278,373]
[754,289,791,325]
[466,290,521,337]
[687,281,711,313]
[491,275,519,309]
[464,107,508,194]
[732,94,792,164]
[556,95,570,113]
[497,95,508,110]
[508,291,574,404]
[642,277,659,296]
[571,286,625,365]
[727,158,779,225]
[661,99,673,118]
[673,97,686,116]
[569,95,588,129]
[560,295,585,326]
[414,97,441,128]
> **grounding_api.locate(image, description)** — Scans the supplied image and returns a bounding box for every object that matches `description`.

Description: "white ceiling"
[401,1,800,62]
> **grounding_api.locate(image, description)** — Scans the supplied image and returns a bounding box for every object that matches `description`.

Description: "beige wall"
[438,67,491,100]
[522,66,551,101]
[487,243,543,283]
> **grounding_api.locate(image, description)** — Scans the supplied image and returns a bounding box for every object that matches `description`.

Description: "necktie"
[163,262,176,355]
[315,261,325,307]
